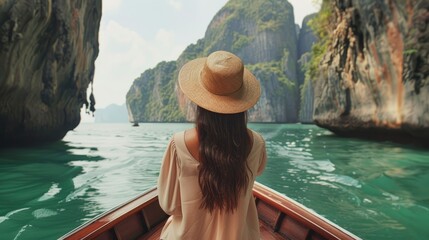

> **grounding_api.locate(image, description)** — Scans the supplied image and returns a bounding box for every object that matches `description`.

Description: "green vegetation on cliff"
[247,61,294,89]
[126,61,185,122]
[225,0,292,31]
[232,33,254,52]
[305,0,332,83]
[204,0,294,55]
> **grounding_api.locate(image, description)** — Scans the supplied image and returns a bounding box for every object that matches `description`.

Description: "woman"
[158,51,267,240]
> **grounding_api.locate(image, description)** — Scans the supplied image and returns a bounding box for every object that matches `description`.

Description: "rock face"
[313,0,429,141]
[127,0,300,122]
[297,14,317,123]
[0,0,101,146]
[204,0,299,122]
[127,61,184,122]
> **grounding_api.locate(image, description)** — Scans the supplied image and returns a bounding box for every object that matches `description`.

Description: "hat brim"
[178,58,261,114]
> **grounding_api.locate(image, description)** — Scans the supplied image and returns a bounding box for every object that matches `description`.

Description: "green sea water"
[0,123,428,240]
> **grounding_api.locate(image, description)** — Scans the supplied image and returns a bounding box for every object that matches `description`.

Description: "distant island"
[94,104,128,123]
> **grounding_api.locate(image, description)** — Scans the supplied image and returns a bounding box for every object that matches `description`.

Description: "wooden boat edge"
[253,182,361,240]
[60,183,361,240]
[59,187,163,240]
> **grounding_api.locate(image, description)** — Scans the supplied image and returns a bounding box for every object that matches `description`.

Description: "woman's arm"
[157,137,182,216]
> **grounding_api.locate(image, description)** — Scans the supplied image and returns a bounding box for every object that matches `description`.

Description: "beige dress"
[157,130,267,240]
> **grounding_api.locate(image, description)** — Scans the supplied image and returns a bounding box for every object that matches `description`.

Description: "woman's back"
[158,130,266,240]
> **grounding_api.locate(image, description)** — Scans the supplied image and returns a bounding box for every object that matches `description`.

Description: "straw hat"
[178,51,261,114]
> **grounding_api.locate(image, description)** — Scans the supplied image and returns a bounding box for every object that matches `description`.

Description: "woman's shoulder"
[170,130,186,147]
[249,129,265,144]
[170,129,199,161]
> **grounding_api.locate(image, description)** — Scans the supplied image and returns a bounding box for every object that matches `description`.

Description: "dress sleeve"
[256,137,267,176]
[157,137,182,216]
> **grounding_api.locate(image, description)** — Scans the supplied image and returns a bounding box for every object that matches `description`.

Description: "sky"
[83,0,320,120]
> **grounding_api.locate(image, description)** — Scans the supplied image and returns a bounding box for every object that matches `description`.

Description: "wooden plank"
[259,221,287,240]
[279,215,310,239]
[93,230,116,240]
[114,213,146,240]
[141,201,168,230]
[256,200,280,229]
[138,219,167,240]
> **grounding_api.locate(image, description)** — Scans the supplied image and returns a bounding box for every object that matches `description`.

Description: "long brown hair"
[196,106,251,213]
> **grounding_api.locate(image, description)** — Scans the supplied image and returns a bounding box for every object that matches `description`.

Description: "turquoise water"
[0,123,428,240]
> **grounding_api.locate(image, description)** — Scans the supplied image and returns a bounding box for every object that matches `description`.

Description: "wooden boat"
[60,182,360,240]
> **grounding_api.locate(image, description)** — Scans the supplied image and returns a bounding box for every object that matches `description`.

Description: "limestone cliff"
[127,0,299,122]
[126,61,185,122]
[298,14,317,123]
[0,0,101,146]
[312,0,429,141]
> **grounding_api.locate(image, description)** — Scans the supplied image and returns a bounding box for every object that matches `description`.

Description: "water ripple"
[0,123,428,240]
